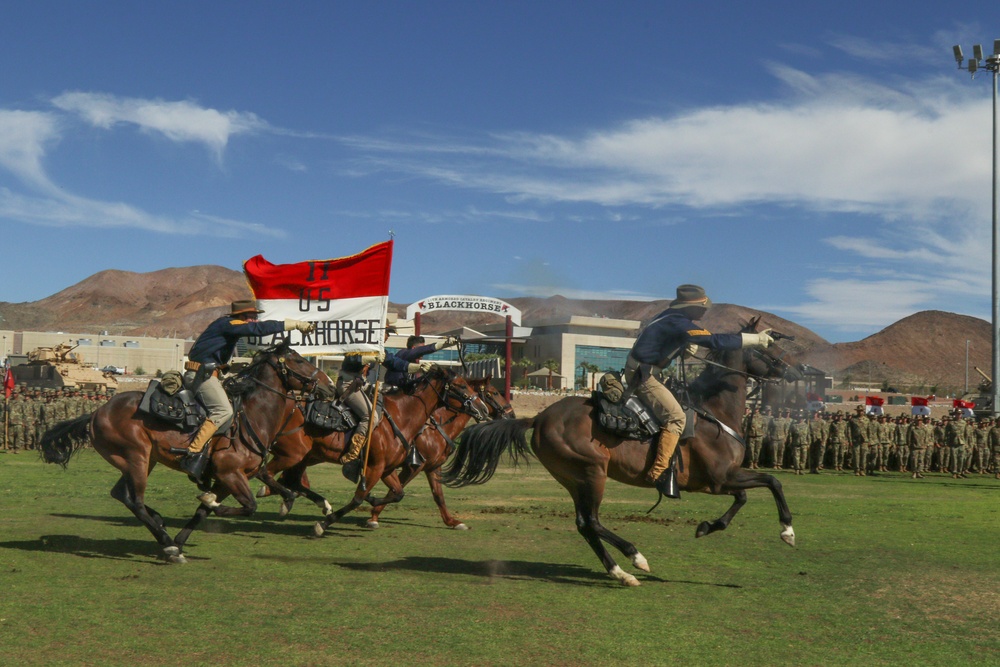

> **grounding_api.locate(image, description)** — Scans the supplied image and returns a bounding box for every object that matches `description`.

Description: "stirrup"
[654,462,681,499]
[342,459,363,483]
[179,449,211,485]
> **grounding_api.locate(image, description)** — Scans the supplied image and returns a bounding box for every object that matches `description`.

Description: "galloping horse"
[258,376,513,530]
[40,341,333,563]
[443,317,803,586]
[363,376,516,529]
[255,367,489,536]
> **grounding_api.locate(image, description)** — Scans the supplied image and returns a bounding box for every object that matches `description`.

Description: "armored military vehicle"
[959,366,995,419]
[11,343,119,392]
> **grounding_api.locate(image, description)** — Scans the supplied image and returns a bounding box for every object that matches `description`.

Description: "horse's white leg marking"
[313,521,326,537]
[452,522,469,530]
[609,565,641,587]
[163,546,187,564]
[318,499,333,515]
[197,492,219,509]
[780,523,796,547]
[631,552,650,572]
[365,519,380,529]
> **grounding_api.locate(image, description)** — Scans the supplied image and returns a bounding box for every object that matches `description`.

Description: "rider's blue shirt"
[188,316,286,366]
[630,309,742,367]
[383,343,438,386]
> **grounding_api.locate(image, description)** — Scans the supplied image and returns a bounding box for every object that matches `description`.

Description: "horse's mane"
[225,341,294,397]
[687,317,760,404]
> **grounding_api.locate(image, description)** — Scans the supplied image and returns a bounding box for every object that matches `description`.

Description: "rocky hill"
[0,266,989,392]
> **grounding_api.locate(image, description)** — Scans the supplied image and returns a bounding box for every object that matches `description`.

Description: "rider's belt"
[624,354,662,383]
[184,360,219,377]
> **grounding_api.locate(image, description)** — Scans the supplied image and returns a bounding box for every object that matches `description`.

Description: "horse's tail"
[442,417,534,487]
[40,414,93,467]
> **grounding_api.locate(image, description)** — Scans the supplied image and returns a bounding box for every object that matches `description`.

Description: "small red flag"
[865,396,884,406]
[3,361,14,399]
[911,396,928,407]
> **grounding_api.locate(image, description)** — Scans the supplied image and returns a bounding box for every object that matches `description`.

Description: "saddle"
[305,385,385,432]
[593,371,697,441]
[138,373,207,432]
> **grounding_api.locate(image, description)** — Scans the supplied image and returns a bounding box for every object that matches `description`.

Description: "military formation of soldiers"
[0,384,111,453]
[742,405,1000,479]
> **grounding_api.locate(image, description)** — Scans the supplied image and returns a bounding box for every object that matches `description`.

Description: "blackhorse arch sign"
[406,295,521,399]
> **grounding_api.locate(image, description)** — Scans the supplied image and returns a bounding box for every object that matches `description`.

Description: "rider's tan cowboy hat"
[231,300,264,316]
[671,284,712,310]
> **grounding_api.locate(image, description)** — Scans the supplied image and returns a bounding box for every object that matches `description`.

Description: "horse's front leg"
[704,469,795,546]
[313,462,384,537]
[364,470,408,528]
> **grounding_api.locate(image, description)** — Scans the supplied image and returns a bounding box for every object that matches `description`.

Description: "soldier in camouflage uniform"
[907,415,931,479]
[743,405,766,470]
[808,410,827,474]
[768,408,792,470]
[826,412,848,472]
[989,419,1000,479]
[944,413,968,479]
[848,408,869,476]
[789,412,810,475]
[970,420,989,474]
[934,418,949,473]
[8,389,28,453]
[893,415,910,472]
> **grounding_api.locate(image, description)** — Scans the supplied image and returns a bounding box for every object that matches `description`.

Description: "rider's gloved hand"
[284,319,315,333]
[740,330,773,348]
[684,343,699,358]
[434,336,459,350]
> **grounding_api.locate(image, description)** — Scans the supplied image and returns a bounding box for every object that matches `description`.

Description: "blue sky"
[0,3,996,342]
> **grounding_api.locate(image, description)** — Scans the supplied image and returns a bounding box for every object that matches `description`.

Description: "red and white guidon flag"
[243,240,393,356]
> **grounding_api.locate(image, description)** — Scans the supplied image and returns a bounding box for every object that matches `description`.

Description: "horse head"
[739,317,805,384]
[471,375,516,420]
[256,340,335,398]
[419,366,489,421]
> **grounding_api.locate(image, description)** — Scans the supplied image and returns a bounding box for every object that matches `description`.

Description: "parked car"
[100,365,125,375]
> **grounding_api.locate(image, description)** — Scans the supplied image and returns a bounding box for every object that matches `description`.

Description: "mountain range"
[0,266,988,393]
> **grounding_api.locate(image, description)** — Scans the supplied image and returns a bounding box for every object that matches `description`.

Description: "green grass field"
[1,449,997,666]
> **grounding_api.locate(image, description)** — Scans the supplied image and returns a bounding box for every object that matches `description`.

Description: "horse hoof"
[197,492,219,508]
[320,501,333,516]
[365,520,380,529]
[255,485,268,499]
[610,565,641,587]
[452,523,469,530]
[631,553,650,572]
[780,524,796,547]
[168,553,188,564]
[695,521,712,538]
[279,501,292,518]
[313,522,326,537]
[163,546,180,557]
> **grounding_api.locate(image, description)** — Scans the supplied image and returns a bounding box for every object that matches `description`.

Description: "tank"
[11,343,119,392]
[960,366,995,419]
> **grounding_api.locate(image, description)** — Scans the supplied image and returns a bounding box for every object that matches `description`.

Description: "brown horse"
[254,367,489,536]
[362,376,516,529]
[443,317,803,586]
[258,376,513,530]
[40,341,333,563]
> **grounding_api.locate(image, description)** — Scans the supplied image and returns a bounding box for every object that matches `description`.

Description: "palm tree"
[514,357,533,389]
[543,358,560,391]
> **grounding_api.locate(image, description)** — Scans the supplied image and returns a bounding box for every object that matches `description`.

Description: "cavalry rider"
[177,300,314,482]
[623,284,773,496]
[383,334,459,387]
[338,324,403,479]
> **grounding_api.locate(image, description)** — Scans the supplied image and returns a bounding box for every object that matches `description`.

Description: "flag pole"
[358,358,382,493]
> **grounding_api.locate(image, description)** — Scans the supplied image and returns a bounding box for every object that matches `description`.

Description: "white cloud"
[340,62,999,334]
[52,92,267,160]
[0,188,285,238]
[0,110,62,192]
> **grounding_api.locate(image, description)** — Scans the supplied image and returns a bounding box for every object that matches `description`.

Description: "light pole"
[953,40,1000,415]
